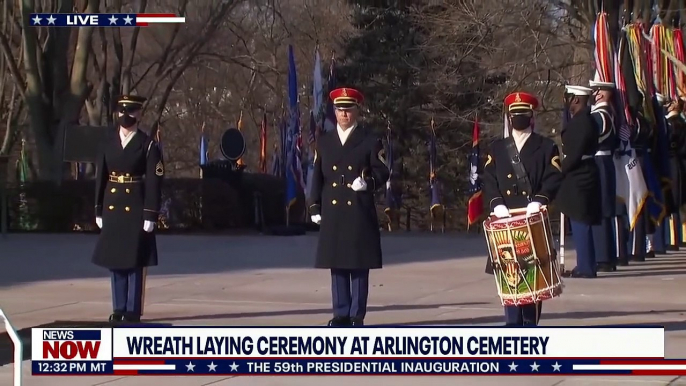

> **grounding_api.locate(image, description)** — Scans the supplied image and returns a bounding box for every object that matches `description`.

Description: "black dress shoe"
[596,263,615,273]
[562,268,596,278]
[667,245,679,251]
[327,317,350,326]
[350,318,364,326]
[653,250,666,255]
[629,254,646,262]
[109,313,123,322]
[122,313,141,323]
[617,258,629,266]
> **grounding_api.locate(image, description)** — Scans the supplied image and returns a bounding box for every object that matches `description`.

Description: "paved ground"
[0,232,685,385]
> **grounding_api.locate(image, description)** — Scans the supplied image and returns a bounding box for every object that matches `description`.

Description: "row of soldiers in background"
[564,79,686,278]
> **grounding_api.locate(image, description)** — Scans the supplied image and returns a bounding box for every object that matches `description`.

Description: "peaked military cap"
[504,92,538,115]
[330,87,364,109]
[117,95,147,111]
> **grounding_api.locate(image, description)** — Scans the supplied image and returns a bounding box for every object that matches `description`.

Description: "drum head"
[220,128,246,161]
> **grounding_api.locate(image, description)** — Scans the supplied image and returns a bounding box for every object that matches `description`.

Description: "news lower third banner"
[29,13,185,27]
[31,327,679,376]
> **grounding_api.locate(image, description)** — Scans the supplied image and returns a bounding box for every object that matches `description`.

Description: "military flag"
[285,44,305,216]
[467,116,483,228]
[323,52,337,132]
[259,113,267,173]
[199,122,208,178]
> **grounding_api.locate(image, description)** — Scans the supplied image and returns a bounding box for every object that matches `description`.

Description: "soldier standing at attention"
[557,85,602,278]
[308,87,390,327]
[92,95,164,323]
[588,80,619,272]
[482,91,563,326]
[660,96,686,250]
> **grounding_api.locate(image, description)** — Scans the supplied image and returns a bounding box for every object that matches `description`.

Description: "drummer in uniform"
[557,85,602,278]
[482,91,563,326]
[308,87,390,326]
[92,95,163,323]
[588,80,618,272]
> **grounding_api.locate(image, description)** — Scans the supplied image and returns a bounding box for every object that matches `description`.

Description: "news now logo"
[31,328,113,361]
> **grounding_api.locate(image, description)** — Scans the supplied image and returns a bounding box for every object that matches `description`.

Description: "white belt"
[581,155,594,160]
[595,150,612,156]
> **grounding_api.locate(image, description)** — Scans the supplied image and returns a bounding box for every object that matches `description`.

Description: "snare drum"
[483,207,563,306]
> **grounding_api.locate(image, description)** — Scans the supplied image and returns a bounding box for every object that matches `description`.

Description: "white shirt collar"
[337,123,357,145]
[591,101,611,111]
[511,128,532,151]
[119,128,137,148]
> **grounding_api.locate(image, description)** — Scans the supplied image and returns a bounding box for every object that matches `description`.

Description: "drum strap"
[504,136,533,201]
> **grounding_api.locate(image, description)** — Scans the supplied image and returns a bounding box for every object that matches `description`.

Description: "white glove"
[143,220,155,233]
[493,205,510,218]
[526,201,542,215]
[311,215,321,224]
[351,177,367,191]
[95,217,102,229]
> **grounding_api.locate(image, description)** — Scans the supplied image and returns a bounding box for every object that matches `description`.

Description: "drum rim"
[220,128,246,161]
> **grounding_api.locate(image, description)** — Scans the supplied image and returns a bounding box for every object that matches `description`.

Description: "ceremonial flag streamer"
[259,113,268,174]
[32,327,673,376]
[467,116,483,227]
[429,118,440,212]
[384,123,401,214]
[285,45,304,211]
[29,13,185,27]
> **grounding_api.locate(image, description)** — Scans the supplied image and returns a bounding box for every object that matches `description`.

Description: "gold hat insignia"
[514,93,522,102]
[342,88,348,97]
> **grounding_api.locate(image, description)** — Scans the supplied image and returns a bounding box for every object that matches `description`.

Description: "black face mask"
[510,115,531,131]
[118,114,137,128]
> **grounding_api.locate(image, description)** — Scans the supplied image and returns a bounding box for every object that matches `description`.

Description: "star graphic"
[31,15,42,25]
[229,362,239,371]
[123,15,133,25]
[208,362,217,372]
[46,15,56,25]
[185,362,195,372]
[108,15,118,25]
[552,362,562,372]
[508,362,518,372]
[530,362,540,372]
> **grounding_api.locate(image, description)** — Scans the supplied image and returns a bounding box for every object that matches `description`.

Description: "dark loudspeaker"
[220,128,246,161]
[63,126,111,163]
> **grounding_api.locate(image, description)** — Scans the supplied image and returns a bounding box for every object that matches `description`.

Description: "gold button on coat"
[108,205,114,210]
[111,188,116,193]
[125,173,130,177]
[347,201,352,205]
[333,166,337,171]
[125,207,130,212]
[522,191,527,195]
[348,166,352,170]
[332,200,337,205]
[126,189,130,193]
[506,190,511,195]
[333,182,337,187]
[507,174,512,178]
[347,183,352,188]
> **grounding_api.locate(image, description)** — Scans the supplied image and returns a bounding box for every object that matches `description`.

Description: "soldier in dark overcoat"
[588,80,618,272]
[92,95,163,323]
[557,85,601,278]
[308,87,390,327]
[661,97,686,250]
[482,91,563,326]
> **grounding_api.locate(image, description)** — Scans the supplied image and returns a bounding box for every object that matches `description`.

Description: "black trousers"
[504,302,542,326]
[111,268,144,316]
[592,217,616,266]
[331,269,369,320]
